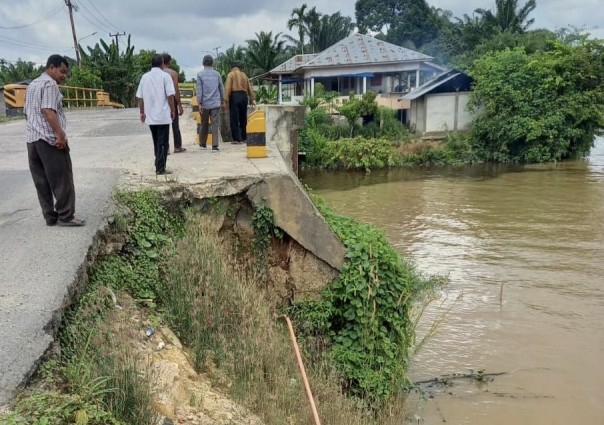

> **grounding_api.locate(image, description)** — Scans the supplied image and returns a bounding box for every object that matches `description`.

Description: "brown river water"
[300,139,604,425]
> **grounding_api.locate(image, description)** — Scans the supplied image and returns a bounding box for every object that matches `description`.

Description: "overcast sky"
[1,0,602,80]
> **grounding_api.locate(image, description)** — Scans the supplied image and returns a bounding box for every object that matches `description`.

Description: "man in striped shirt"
[25,54,84,227]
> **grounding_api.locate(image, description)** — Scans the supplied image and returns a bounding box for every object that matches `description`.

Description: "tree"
[304,7,322,53]
[245,31,287,77]
[468,38,604,162]
[79,35,137,106]
[474,0,536,34]
[64,66,102,88]
[0,59,43,85]
[215,44,247,80]
[355,0,440,48]
[287,3,309,54]
[312,12,356,52]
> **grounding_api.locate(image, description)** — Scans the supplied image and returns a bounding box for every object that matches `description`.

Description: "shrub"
[321,137,397,171]
[289,195,438,404]
[469,39,604,162]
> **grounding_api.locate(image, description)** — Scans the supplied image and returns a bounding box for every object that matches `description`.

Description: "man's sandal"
[57,217,86,227]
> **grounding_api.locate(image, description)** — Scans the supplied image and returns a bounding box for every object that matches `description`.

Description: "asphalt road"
[0,109,149,405]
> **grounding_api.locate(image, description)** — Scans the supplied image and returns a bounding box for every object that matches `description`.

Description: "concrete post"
[278,75,283,104]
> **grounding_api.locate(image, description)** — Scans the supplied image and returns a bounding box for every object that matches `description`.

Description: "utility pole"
[109,32,126,52]
[65,0,80,65]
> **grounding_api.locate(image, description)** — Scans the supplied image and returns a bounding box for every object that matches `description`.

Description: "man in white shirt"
[136,54,176,175]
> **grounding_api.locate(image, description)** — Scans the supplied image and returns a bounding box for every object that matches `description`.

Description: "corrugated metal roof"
[304,33,433,67]
[271,54,318,73]
[402,71,461,100]
[270,33,433,74]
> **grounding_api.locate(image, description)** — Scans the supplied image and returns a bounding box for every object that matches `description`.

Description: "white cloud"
[1,0,601,79]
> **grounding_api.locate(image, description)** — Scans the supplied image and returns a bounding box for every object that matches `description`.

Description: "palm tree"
[215,44,246,80]
[312,13,356,52]
[0,59,43,85]
[245,31,287,77]
[456,13,491,50]
[304,7,321,53]
[287,4,309,54]
[475,0,537,33]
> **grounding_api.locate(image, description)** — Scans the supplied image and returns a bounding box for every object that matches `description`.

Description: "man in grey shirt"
[196,55,224,151]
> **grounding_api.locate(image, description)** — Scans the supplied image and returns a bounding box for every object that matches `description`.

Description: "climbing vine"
[289,194,437,404]
[251,204,283,275]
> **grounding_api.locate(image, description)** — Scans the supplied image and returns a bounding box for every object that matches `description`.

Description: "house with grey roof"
[400,69,475,134]
[269,33,446,108]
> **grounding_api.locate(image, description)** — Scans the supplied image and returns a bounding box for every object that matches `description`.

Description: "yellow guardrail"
[61,86,124,109]
[1,84,124,112]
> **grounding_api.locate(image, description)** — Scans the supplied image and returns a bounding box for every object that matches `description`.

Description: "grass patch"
[162,210,409,424]
[0,115,25,123]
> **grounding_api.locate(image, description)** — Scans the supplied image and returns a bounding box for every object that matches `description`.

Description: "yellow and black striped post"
[246,109,266,158]
[3,84,27,111]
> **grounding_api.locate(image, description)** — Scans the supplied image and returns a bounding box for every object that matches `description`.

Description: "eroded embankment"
[0,185,435,425]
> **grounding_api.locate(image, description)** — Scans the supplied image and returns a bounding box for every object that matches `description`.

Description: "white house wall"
[410,97,426,133]
[411,92,473,133]
[425,94,456,132]
[456,93,473,131]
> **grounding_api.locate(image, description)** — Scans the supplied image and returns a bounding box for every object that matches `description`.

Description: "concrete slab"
[0,107,344,406]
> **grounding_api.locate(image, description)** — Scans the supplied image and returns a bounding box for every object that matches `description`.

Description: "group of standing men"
[24,52,254,227]
[137,53,254,174]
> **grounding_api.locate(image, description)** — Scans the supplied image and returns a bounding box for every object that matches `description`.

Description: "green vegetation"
[160,211,409,424]
[1,189,180,424]
[288,194,439,404]
[469,39,604,162]
[1,190,423,423]
[0,59,43,85]
[299,102,475,171]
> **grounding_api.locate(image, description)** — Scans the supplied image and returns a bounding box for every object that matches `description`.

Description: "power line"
[109,32,126,49]
[76,1,115,34]
[0,34,71,52]
[75,8,113,34]
[82,0,124,33]
[0,5,63,30]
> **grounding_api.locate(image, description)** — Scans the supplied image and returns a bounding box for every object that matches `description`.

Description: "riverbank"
[0,188,430,424]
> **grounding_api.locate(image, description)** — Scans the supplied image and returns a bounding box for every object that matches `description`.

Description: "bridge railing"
[1,84,124,116]
[61,86,124,109]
